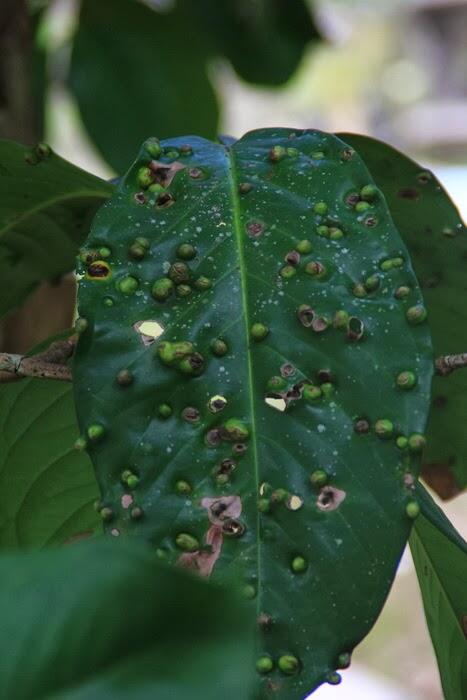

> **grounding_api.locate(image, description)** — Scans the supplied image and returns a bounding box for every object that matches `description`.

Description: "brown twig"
[0,338,76,382]
[435,353,467,376]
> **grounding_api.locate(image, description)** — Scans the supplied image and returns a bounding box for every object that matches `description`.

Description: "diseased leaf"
[410,484,467,700]
[73,129,433,698]
[68,0,219,173]
[0,539,253,699]
[0,376,100,549]
[338,134,467,499]
[0,140,112,319]
[193,0,320,85]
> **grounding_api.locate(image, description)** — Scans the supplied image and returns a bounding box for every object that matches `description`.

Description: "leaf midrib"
[226,145,261,617]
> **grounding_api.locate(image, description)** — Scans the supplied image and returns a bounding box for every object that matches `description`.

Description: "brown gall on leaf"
[148,159,185,186]
[317,486,346,511]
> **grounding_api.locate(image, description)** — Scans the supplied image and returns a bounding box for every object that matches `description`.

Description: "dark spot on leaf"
[317,486,346,511]
[247,220,265,237]
[398,188,420,200]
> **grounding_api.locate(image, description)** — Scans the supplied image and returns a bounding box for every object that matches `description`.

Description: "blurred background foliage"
[0,1,466,698]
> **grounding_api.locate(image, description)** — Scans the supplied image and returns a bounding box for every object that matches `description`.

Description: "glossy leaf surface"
[74,128,433,698]
[0,539,253,699]
[340,134,467,498]
[410,485,467,700]
[0,376,100,549]
[0,140,112,318]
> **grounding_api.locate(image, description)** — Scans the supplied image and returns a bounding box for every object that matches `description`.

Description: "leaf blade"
[338,133,467,498]
[0,140,112,318]
[74,128,434,698]
[410,485,467,700]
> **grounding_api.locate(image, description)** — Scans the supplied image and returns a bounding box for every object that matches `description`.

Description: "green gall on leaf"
[116,369,133,387]
[258,498,270,513]
[364,274,380,292]
[74,436,88,451]
[194,276,212,291]
[256,656,274,674]
[303,384,322,401]
[126,475,140,489]
[129,243,147,260]
[175,533,199,552]
[210,338,228,357]
[117,276,139,294]
[313,201,328,215]
[408,433,426,452]
[305,261,327,279]
[222,418,249,442]
[175,480,192,495]
[176,243,196,261]
[355,201,371,213]
[326,671,342,685]
[98,246,111,259]
[406,305,428,325]
[152,277,174,301]
[266,375,287,391]
[148,183,165,196]
[394,285,411,299]
[74,317,88,334]
[296,239,312,254]
[278,655,300,676]
[158,403,172,419]
[396,436,409,450]
[333,310,349,330]
[137,166,153,189]
[87,424,105,442]
[100,507,113,522]
[396,371,417,390]
[280,265,297,279]
[176,284,192,298]
[337,652,351,669]
[145,137,162,159]
[405,500,420,519]
[130,506,144,520]
[291,556,308,574]
[269,145,287,162]
[251,323,269,341]
[360,184,378,201]
[310,470,328,488]
[374,419,394,439]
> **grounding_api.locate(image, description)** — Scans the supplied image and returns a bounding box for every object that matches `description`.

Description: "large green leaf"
[410,485,467,700]
[0,538,253,699]
[0,140,112,319]
[68,0,219,173]
[339,134,467,499]
[193,0,320,86]
[0,376,100,548]
[73,128,433,698]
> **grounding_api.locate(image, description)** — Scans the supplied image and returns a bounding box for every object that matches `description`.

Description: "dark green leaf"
[339,133,467,498]
[0,538,253,699]
[0,376,100,548]
[193,0,320,85]
[0,140,112,319]
[68,0,219,173]
[73,129,433,698]
[410,484,467,700]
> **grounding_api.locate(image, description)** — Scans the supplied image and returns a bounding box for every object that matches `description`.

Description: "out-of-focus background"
[1,1,466,697]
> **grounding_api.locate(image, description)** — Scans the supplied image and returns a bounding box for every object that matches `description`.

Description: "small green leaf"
[0,539,253,699]
[193,0,320,85]
[69,0,219,173]
[0,140,112,319]
[410,484,467,700]
[74,129,433,698]
[0,376,100,548]
[339,133,467,498]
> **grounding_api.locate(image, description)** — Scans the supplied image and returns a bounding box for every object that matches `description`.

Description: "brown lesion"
[177,495,242,578]
[148,159,185,187]
[421,460,462,500]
